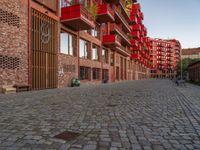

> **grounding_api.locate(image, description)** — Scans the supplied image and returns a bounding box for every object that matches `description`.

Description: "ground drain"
[106,104,117,107]
[54,131,80,141]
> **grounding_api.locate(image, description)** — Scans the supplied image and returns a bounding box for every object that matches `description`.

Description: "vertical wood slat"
[31,9,57,90]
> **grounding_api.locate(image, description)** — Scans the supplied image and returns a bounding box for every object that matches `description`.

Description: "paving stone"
[0,80,200,149]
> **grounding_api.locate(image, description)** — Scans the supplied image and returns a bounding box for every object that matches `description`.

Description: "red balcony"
[130,40,138,47]
[61,4,95,31]
[166,49,173,53]
[157,53,164,56]
[131,53,139,59]
[137,17,143,24]
[97,4,115,23]
[102,35,121,47]
[131,9,140,17]
[139,12,144,20]
[132,45,141,51]
[132,3,141,10]
[131,31,140,39]
[130,15,137,24]
[132,24,141,31]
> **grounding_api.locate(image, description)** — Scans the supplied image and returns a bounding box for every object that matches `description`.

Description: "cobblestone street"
[0,80,200,150]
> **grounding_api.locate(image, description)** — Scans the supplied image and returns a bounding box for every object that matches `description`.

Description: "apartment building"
[0,0,181,91]
[60,0,137,87]
[129,3,151,80]
[150,39,181,78]
[182,48,200,59]
[0,0,141,91]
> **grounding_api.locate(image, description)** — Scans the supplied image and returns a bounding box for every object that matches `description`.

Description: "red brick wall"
[0,0,28,87]
[58,54,79,87]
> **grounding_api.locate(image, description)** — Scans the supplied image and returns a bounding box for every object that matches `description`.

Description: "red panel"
[61,5,81,20]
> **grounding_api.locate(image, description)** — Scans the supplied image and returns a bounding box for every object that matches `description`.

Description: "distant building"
[188,61,200,82]
[182,48,200,59]
[150,39,181,78]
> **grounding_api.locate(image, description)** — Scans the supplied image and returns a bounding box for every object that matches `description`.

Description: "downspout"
[78,32,80,79]
[28,0,31,87]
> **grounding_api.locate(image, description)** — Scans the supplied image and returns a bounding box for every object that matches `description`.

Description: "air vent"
[0,9,20,28]
[0,55,20,70]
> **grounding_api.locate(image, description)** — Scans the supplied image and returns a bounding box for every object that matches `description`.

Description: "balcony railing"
[114,7,131,33]
[110,23,131,45]
[116,45,130,56]
[61,4,95,31]
[97,4,115,23]
[131,31,140,39]
[102,34,121,46]
[132,24,141,31]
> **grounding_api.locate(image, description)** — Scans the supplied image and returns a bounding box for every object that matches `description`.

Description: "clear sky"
[138,0,200,48]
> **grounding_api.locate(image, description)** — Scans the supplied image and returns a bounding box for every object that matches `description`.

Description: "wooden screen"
[31,9,58,90]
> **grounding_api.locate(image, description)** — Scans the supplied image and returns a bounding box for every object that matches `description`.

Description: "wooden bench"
[13,85,31,92]
[1,86,16,94]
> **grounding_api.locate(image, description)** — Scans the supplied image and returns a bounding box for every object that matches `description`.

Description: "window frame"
[92,44,99,61]
[60,32,77,56]
[79,39,90,59]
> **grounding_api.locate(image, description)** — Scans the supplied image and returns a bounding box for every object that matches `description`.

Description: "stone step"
[1,86,16,94]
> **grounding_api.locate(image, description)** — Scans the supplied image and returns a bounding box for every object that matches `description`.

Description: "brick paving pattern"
[0,80,200,150]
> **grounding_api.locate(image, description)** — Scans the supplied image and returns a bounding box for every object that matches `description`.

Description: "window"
[92,68,100,80]
[91,26,100,39]
[110,53,114,66]
[80,66,90,80]
[102,48,108,63]
[60,32,76,56]
[80,39,90,59]
[92,44,99,61]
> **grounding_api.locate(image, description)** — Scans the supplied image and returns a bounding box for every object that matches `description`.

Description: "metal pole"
[180,48,183,80]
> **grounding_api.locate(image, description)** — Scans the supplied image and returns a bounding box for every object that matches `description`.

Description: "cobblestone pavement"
[0,79,200,150]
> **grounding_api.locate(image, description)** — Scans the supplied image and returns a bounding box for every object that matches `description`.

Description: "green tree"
[177,58,200,76]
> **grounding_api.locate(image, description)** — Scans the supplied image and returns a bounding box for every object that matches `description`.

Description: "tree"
[177,58,200,77]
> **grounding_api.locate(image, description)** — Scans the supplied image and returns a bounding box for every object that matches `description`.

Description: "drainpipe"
[78,31,80,79]
[28,0,31,87]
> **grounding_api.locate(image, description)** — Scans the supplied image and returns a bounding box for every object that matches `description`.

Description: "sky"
[138,0,200,48]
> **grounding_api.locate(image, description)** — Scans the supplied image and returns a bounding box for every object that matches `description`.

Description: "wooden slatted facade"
[31,9,58,90]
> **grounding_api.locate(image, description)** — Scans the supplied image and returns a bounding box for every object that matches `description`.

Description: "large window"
[92,44,99,61]
[80,66,90,80]
[80,39,90,59]
[92,68,100,80]
[60,32,76,56]
[102,48,108,63]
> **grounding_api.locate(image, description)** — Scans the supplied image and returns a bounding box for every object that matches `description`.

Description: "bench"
[1,85,16,94]
[13,85,31,92]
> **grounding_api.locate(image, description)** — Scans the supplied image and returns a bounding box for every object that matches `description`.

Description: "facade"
[182,48,200,59]
[150,39,181,78]
[129,3,151,80]
[0,0,181,91]
[0,0,59,90]
[60,0,137,87]
[188,61,200,83]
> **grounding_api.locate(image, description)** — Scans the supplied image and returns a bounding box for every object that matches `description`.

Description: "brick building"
[182,47,200,59]
[0,0,181,91]
[188,61,200,83]
[150,39,181,78]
